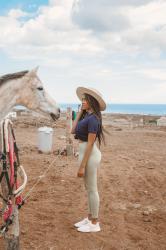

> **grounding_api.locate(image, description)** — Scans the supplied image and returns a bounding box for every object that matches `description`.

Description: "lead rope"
[0,155,63,236]
[0,156,57,235]
[18,155,61,207]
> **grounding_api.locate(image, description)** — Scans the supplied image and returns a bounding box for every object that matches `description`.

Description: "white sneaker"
[77,221,101,233]
[74,218,90,228]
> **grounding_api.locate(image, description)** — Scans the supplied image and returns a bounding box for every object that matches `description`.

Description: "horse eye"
[37,87,43,91]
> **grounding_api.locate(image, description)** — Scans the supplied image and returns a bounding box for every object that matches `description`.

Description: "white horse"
[0,67,60,121]
[0,68,60,247]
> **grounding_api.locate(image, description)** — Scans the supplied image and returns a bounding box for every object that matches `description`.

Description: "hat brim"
[76,87,106,111]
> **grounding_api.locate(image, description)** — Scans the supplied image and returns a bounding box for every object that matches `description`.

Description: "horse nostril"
[58,108,61,113]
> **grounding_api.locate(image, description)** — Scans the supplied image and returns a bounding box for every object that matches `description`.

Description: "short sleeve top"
[75,113,101,141]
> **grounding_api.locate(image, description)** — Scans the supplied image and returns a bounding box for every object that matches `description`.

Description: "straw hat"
[76,87,106,111]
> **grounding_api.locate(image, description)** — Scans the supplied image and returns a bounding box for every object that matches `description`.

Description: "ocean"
[14,104,166,115]
[59,103,166,116]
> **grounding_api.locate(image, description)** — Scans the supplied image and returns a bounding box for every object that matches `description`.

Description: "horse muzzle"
[50,108,60,120]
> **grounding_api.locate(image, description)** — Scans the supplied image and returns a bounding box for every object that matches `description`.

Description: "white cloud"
[8,9,29,18]
[72,0,166,54]
[134,68,166,81]
[72,4,130,32]
[0,0,166,103]
[0,0,103,59]
[72,0,154,32]
[1,1,166,56]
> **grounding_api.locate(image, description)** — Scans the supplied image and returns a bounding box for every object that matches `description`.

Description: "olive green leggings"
[78,142,101,218]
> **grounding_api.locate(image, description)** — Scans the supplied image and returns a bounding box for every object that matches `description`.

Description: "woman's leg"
[87,191,99,222]
[84,145,101,223]
[78,143,91,219]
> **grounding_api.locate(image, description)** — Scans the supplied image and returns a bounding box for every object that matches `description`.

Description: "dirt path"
[0,116,166,250]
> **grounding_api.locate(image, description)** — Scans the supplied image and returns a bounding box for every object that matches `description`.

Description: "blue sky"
[0,0,166,104]
[0,0,48,15]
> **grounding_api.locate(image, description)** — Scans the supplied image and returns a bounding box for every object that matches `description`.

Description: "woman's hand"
[77,166,85,177]
[71,109,84,134]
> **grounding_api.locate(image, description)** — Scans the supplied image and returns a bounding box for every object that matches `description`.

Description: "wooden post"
[66,107,73,156]
[0,121,20,250]
[1,171,20,250]
[4,206,20,250]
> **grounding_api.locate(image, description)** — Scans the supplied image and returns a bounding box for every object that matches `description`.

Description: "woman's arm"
[71,110,83,134]
[77,133,96,177]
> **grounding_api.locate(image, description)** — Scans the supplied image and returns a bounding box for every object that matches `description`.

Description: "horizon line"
[58,102,166,105]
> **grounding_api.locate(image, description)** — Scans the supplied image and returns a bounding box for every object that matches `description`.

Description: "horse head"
[17,67,60,120]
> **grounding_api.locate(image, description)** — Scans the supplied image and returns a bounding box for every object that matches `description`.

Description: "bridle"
[0,118,27,234]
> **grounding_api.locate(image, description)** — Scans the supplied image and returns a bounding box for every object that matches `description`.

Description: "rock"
[59,135,66,140]
[115,128,122,131]
[131,203,141,209]
[142,211,150,216]
[53,150,59,155]
[143,217,152,222]
[21,230,26,235]
[74,152,79,157]
[147,166,155,169]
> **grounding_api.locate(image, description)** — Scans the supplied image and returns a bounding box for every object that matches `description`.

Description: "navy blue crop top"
[75,113,101,142]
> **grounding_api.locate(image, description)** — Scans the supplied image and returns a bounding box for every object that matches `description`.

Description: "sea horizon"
[59,103,166,116]
[15,103,166,116]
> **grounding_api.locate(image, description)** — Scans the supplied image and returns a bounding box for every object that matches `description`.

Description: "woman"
[71,87,106,233]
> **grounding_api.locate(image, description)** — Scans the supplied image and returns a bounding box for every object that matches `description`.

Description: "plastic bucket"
[38,127,53,153]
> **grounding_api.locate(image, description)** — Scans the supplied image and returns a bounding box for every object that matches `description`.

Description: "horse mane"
[0,70,29,86]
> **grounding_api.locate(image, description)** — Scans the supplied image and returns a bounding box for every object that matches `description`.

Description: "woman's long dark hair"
[79,93,105,147]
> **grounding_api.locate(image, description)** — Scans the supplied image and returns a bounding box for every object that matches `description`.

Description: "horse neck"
[0,78,24,120]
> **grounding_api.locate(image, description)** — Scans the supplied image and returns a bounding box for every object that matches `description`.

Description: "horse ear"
[26,66,39,76]
[33,66,39,74]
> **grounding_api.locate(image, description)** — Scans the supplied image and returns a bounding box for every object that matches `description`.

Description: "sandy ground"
[0,113,166,250]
